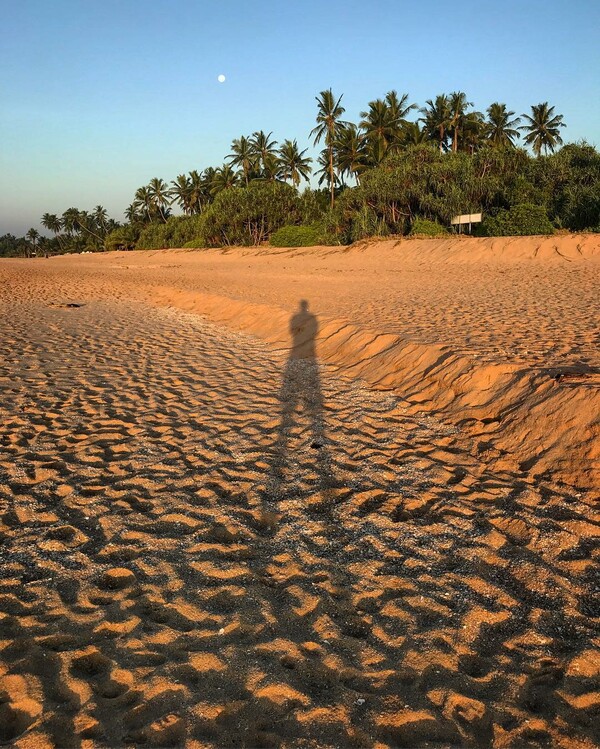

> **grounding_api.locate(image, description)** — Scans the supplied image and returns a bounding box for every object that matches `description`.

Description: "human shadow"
[266,300,336,500]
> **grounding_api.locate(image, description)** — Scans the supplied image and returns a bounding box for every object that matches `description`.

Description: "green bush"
[196,181,302,246]
[330,144,541,242]
[480,203,555,236]
[410,218,448,236]
[270,225,321,247]
[104,225,138,251]
[298,189,329,224]
[134,215,206,249]
[550,143,600,231]
[169,215,205,246]
[183,238,204,248]
[136,221,172,249]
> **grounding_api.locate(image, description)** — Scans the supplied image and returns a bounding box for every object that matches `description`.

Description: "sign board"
[451,213,482,225]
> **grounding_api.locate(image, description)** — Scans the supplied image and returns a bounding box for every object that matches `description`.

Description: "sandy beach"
[0,236,598,747]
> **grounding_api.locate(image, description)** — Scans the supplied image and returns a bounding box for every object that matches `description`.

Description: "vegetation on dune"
[480,204,555,236]
[270,224,323,247]
[410,218,449,237]
[3,92,599,258]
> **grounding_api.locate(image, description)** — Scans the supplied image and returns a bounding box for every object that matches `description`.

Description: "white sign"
[451,213,482,225]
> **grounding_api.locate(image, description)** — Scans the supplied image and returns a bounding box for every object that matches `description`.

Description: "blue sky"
[1,0,599,236]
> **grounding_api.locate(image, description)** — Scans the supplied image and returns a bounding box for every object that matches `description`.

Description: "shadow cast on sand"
[266,300,337,501]
[1,284,598,749]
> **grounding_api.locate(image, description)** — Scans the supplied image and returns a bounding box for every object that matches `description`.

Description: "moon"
[217,74,226,83]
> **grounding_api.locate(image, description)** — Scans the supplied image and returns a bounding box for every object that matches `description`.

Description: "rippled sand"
[0,237,598,748]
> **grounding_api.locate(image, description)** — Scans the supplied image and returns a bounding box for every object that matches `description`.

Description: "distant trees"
[21,206,118,256]
[0,234,29,257]
[20,86,600,257]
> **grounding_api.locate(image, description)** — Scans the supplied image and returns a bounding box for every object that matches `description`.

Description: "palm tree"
[335,124,368,185]
[310,89,348,207]
[385,90,416,126]
[187,170,206,214]
[277,139,312,187]
[227,136,256,186]
[61,207,81,238]
[41,212,64,251]
[420,95,451,152]
[26,228,40,256]
[170,174,193,214]
[385,90,417,150]
[249,131,278,176]
[77,210,104,244]
[447,92,474,152]
[460,111,486,154]
[124,203,141,224]
[132,187,154,223]
[147,178,171,222]
[520,102,566,156]
[94,205,108,236]
[315,150,342,191]
[200,168,217,204]
[486,103,521,147]
[210,164,239,196]
[400,121,428,147]
[105,218,119,235]
[360,98,397,163]
[261,153,282,182]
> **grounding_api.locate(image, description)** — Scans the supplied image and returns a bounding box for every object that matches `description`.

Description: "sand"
[0,235,598,748]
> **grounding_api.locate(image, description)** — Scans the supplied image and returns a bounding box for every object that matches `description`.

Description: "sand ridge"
[3,234,598,488]
[0,237,599,747]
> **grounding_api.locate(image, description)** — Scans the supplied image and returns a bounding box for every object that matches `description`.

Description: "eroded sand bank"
[0,235,598,748]
[3,234,599,488]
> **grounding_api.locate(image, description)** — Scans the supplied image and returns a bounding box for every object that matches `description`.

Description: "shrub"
[197,182,302,246]
[169,215,205,246]
[410,218,448,236]
[270,225,321,247]
[183,238,204,248]
[480,203,555,236]
[298,189,329,224]
[134,215,206,249]
[136,221,172,249]
[104,225,138,251]
[551,143,600,231]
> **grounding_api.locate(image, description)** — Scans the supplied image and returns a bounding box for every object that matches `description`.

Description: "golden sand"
[0,235,598,747]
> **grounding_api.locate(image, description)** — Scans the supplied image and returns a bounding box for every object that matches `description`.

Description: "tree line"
[2,90,598,256]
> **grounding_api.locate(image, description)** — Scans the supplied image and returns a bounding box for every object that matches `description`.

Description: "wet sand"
[0,236,598,747]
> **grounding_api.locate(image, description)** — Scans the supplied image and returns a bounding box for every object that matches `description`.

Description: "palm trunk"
[78,224,104,242]
[329,144,335,208]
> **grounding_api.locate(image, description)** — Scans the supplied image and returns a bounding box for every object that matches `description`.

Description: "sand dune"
[0,236,598,748]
